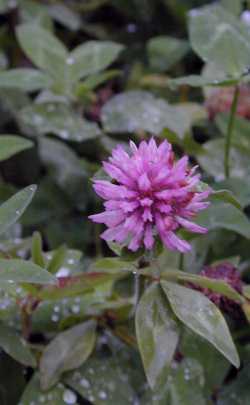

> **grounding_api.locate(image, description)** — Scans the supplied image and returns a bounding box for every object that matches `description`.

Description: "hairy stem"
[224,85,240,179]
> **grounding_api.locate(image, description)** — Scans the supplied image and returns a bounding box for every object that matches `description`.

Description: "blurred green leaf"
[197,139,250,179]
[221,0,243,15]
[0,259,56,284]
[177,272,244,303]
[48,3,81,31]
[68,41,124,84]
[20,0,53,29]
[189,4,250,76]
[161,281,240,368]
[136,283,179,390]
[212,189,242,210]
[16,24,68,80]
[0,136,33,162]
[0,69,52,91]
[47,245,67,274]
[213,178,250,208]
[38,272,118,300]
[0,185,36,236]
[147,36,189,72]
[20,373,79,405]
[64,352,139,404]
[197,201,250,239]
[38,137,86,192]
[102,91,195,138]
[217,363,250,405]
[0,323,36,367]
[169,74,238,88]
[181,330,230,394]
[0,352,25,405]
[31,231,45,268]
[168,358,206,405]
[40,320,96,389]
[19,103,101,141]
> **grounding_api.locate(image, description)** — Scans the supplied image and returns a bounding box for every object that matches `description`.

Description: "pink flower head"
[89,139,210,252]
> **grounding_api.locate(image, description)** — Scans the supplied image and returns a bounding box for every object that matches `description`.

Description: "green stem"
[224,85,240,179]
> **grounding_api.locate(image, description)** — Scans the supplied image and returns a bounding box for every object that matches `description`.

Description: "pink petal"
[89,210,125,227]
[142,208,153,222]
[138,173,151,191]
[176,216,207,234]
[144,224,154,249]
[103,162,135,187]
[162,231,191,253]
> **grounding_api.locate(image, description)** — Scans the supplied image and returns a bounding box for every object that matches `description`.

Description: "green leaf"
[0,352,26,405]
[211,189,242,211]
[38,137,86,192]
[181,330,230,394]
[40,320,96,389]
[197,201,250,239]
[47,244,67,274]
[81,69,121,91]
[31,231,45,268]
[216,112,250,152]
[38,272,119,300]
[197,139,250,179]
[169,358,206,405]
[161,281,240,368]
[0,323,36,367]
[93,257,136,273]
[147,36,189,72]
[20,373,79,405]
[169,74,238,88]
[64,353,138,405]
[0,259,56,284]
[48,3,81,31]
[0,135,33,161]
[135,283,179,390]
[16,24,68,80]
[177,273,244,303]
[68,41,124,83]
[217,363,250,405]
[102,91,195,138]
[189,4,250,76]
[20,0,53,30]
[0,68,52,91]
[19,103,101,142]
[221,0,243,15]
[0,185,36,236]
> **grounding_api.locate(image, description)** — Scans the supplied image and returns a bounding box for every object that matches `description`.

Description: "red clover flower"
[89,139,210,252]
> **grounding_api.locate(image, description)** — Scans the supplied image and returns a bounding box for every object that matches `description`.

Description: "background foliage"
[0,0,250,404]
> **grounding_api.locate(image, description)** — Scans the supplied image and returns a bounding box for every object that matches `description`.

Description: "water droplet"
[8,0,17,8]
[56,267,70,277]
[59,130,69,139]
[51,314,59,322]
[241,11,250,25]
[63,389,77,404]
[127,23,137,33]
[15,210,21,216]
[80,377,90,388]
[98,391,107,400]
[54,305,60,313]
[66,57,75,65]
[68,258,75,264]
[71,304,80,314]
